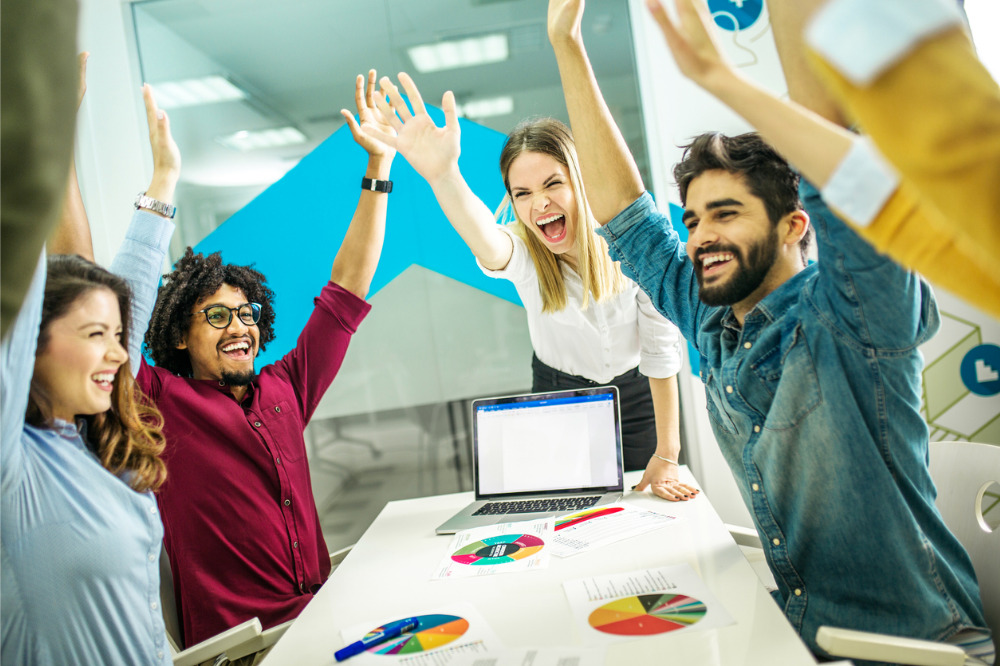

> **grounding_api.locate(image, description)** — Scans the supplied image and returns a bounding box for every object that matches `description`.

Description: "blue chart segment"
[451,534,545,565]
[708,0,764,31]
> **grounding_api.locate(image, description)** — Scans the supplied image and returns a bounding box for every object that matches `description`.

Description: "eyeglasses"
[192,302,262,329]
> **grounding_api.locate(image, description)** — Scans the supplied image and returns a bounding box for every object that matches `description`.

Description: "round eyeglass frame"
[192,302,262,329]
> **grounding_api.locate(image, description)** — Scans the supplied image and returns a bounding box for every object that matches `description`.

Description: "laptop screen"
[472,387,624,499]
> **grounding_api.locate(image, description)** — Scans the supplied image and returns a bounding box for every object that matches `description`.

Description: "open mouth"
[535,214,567,242]
[699,251,735,279]
[91,371,116,392]
[220,338,253,361]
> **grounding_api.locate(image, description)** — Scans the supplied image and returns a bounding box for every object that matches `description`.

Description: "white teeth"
[535,214,563,226]
[222,341,250,353]
[91,372,115,384]
[702,253,734,267]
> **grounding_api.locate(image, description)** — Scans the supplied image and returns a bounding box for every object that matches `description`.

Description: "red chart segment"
[555,506,624,531]
[367,614,469,655]
[588,594,707,636]
[451,533,545,565]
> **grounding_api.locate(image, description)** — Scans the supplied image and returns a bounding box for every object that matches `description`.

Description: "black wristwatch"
[361,177,393,193]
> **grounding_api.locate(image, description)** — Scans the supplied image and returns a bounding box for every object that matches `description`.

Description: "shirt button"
[794,588,802,596]
[293,541,299,549]
[151,601,158,610]
[150,506,157,515]
[274,405,281,413]
[284,499,291,506]
[753,425,761,433]
[275,457,281,465]
[725,385,734,394]
[253,421,262,428]
[772,538,780,546]
[751,483,759,491]
[158,651,164,660]
[743,342,752,349]
[148,553,156,562]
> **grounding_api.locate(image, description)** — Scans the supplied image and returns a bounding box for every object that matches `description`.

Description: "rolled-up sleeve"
[635,289,683,379]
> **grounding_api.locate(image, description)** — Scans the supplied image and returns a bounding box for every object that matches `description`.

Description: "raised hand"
[548,0,584,45]
[142,84,180,207]
[646,0,736,93]
[341,69,396,161]
[76,52,89,110]
[362,72,461,187]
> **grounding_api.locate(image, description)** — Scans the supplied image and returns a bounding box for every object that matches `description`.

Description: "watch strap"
[361,177,393,193]
[134,192,177,219]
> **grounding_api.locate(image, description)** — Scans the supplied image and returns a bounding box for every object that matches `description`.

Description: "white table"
[262,469,819,665]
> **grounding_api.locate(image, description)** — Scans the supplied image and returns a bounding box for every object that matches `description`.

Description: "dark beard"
[220,369,255,387]
[696,230,779,307]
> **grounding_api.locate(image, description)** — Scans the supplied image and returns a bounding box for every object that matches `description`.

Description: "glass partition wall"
[132,0,661,551]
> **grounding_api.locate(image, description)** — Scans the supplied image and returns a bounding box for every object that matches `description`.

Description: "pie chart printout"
[450,533,545,565]
[588,594,707,635]
[365,614,469,655]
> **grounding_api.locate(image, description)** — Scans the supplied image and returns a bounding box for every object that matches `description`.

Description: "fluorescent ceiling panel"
[153,76,246,109]
[456,96,514,119]
[216,127,307,151]
[408,34,508,73]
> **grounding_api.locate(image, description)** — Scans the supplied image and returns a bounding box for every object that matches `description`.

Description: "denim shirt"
[596,181,988,657]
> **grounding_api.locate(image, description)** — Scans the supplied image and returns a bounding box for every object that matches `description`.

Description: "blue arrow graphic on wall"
[194,103,693,370]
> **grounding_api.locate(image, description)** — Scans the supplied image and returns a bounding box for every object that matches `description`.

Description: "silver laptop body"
[435,387,625,535]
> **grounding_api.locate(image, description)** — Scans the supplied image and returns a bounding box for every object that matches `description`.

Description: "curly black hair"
[145,247,276,377]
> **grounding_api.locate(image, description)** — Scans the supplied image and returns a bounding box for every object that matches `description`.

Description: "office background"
[74,0,999,552]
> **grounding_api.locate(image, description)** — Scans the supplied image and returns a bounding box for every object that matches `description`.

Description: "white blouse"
[480,226,682,384]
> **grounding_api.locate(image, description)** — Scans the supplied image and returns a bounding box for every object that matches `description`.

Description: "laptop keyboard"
[473,496,600,516]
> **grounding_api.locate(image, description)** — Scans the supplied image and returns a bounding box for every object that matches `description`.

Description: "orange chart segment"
[588,594,707,636]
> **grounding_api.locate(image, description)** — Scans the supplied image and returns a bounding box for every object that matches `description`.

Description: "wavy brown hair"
[27,255,167,493]
[497,117,626,313]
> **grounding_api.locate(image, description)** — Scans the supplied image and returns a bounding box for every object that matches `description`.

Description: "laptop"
[435,386,625,535]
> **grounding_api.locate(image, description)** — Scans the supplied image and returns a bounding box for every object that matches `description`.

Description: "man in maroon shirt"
[138,72,395,648]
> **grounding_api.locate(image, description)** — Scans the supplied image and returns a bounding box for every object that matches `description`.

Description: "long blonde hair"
[27,255,167,493]
[497,118,625,312]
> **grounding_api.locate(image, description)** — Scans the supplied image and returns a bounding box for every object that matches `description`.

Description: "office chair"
[159,544,355,666]
[728,440,998,666]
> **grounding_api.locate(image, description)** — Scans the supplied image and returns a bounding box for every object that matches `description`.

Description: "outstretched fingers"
[396,72,427,116]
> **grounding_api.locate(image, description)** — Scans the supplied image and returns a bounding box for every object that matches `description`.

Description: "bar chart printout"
[563,564,734,644]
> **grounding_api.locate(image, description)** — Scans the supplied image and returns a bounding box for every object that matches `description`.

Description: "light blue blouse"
[1,211,174,665]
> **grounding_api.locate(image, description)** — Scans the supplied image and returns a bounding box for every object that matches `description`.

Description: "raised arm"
[329,70,396,298]
[49,53,94,259]
[363,72,513,270]
[547,0,644,223]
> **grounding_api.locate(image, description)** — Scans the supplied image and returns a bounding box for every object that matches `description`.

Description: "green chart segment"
[588,594,707,635]
[451,534,544,565]
[366,614,469,655]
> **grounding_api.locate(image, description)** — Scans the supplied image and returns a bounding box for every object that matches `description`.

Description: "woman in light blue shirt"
[1,82,179,665]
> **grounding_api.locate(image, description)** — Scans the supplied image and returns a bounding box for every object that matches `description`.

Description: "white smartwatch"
[134,192,177,219]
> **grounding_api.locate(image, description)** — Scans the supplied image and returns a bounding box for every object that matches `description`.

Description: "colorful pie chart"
[450,533,544,565]
[365,614,469,655]
[588,594,707,635]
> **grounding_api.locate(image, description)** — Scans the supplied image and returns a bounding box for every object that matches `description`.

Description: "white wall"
[75,0,151,266]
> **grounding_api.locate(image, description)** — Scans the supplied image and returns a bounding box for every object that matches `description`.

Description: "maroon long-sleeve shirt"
[139,282,370,647]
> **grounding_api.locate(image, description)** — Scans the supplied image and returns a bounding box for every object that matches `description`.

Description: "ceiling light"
[152,76,246,109]
[408,34,508,73]
[216,127,307,152]
[456,96,514,119]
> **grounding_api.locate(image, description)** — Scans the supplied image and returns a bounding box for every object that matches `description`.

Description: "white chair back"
[929,440,1000,638]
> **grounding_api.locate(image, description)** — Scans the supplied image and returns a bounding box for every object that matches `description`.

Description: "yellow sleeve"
[829,179,1000,319]
[809,27,1000,297]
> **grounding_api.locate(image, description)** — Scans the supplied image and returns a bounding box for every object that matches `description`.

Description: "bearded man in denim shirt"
[547,0,990,662]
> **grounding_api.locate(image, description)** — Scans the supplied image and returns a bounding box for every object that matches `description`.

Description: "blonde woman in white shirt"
[369,73,698,501]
